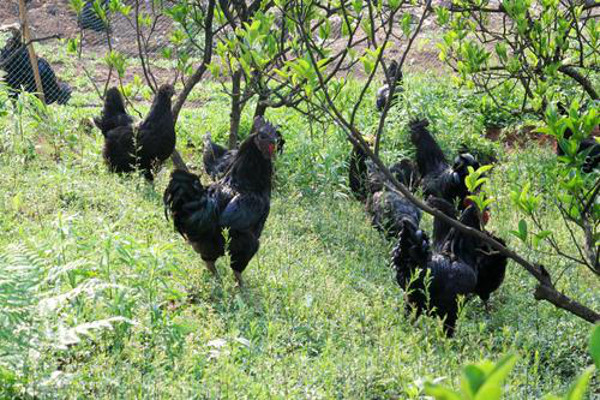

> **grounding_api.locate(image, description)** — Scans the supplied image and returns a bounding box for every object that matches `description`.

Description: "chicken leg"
[205,261,220,279]
[233,271,244,288]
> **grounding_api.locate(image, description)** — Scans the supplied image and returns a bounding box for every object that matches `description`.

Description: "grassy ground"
[0,73,599,399]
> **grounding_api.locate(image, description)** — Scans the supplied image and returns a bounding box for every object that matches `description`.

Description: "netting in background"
[0,0,446,109]
[0,0,184,107]
[0,27,72,105]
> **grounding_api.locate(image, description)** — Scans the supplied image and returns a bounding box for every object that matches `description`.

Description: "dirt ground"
[0,0,447,108]
[1,0,445,67]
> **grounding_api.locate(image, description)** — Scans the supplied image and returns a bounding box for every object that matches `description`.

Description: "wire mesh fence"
[0,0,447,109]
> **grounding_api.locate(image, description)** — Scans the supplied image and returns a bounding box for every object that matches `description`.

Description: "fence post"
[18,0,45,103]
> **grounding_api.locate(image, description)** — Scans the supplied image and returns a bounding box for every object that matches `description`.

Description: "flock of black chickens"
[89,71,509,337]
[1,8,598,335]
[93,85,282,289]
[348,115,507,336]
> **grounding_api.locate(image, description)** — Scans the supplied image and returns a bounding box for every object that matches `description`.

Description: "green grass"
[0,73,598,399]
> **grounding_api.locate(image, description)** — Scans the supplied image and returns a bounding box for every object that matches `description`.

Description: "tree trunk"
[253,93,269,120]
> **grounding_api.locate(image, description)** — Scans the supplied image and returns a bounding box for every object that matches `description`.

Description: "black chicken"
[79,0,110,32]
[376,60,403,112]
[102,84,175,181]
[410,118,480,206]
[428,196,506,308]
[164,117,279,287]
[93,87,134,137]
[557,126,600,173]
[202,132,238,180]
[474,234,507,308]
[365,159,422,239]
[427,196,458,252]
[556,102,599,173]
[391,205,482,337]
[348,142,371,202]
[0,31,71,105]
[389,159,420,192]
[203,128,285,181]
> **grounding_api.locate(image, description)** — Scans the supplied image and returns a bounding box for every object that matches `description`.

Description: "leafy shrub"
[425,324,600,399]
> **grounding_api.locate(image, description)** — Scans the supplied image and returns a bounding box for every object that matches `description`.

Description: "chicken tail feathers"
[409,118,448,176]
[163,170,218,241]
[391,219,430,287]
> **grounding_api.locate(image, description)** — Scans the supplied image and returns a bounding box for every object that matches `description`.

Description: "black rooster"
[376,60,403,112]
[164,117,279,287]
[0,31,71,105]
[410,118,480,206]
[102,84,175,181]
[391,206,482,336]
[93,87,134,136]
[365,159,422,239]
[203,128,284,181]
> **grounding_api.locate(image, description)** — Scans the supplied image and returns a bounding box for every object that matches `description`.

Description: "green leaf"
[565,366,594,400]
[401,13,412,36]
[462,365,486,397]
[361,57,374,75]
[477,165,493,174]
[66,38,79,54]
[475,386,502,400]
[424,383,462,400]
[532,230,552,248]
[518,219,528,241]
[474,354,518,400]
[69,0,84,14]
[590,324,600,369]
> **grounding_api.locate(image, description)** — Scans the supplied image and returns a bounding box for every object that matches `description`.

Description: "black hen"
[348,142,371,202]
[410,118,480,206]
[376,60,403,112]
[429,196,507,307]
[391,206,482,336]
[1,32,71,105]
[202,132,237,180]
[164,117,279,286]
[427,196,458,252]
[102,84,175,181]
[389,159,420,192]
[203,128,284,181]
[93,87,134,136]
[474,234,507,307]
[365,159,421,239]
